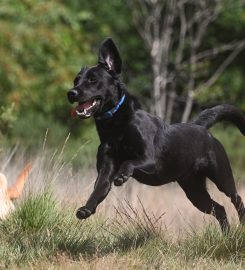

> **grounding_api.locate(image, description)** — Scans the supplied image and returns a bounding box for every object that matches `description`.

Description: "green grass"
[0,191,99,267]
[0,125,244,268]
[0,191,244,269]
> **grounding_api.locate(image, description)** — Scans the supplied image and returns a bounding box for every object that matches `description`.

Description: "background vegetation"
[0,1,244,169]
[0,0,244,148]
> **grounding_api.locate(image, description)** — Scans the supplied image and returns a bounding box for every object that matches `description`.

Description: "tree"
[129,0,245,123]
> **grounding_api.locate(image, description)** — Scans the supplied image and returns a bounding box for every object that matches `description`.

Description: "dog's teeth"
[76,109,85,116]
[75,99,99,118]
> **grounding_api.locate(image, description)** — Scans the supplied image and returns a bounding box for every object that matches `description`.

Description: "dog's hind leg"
[207,139,245,224]
[230,194,245,224]
[209,178,245,225]
[210,175,245,225]
[178,176,230,232]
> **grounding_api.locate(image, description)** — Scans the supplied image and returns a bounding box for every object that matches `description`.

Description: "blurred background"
[0,0,244,178]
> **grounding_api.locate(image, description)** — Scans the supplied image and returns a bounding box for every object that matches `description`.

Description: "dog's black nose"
[67,89,78,103]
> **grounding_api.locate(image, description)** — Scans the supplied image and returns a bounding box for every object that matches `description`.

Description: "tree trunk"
[181,90,194,123]
[152,74,163,118]
[165,89,176,124]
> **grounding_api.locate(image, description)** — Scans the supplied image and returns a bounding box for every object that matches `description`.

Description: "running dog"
[67,38,245,231]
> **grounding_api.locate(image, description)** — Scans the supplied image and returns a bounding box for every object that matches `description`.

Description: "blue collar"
[97,94,126,120]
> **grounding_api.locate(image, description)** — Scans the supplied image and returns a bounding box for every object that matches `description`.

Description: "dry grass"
[30,164,245,237]
[2,146,245,236]
[0,147,244,269]
[18,254,245,270]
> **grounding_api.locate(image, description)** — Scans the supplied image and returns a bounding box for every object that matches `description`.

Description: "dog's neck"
[95,93,126,120]
[95,86,140,143]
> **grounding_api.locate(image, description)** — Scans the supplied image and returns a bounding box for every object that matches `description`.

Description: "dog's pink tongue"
[71,101,93,118]
[71,108,77,118]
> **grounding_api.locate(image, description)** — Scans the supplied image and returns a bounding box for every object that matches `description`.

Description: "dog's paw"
[114,174,129,186]
[76,206,93,219]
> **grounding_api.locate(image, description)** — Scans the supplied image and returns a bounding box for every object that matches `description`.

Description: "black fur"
[67,38,245,232]
[192,104,245,135]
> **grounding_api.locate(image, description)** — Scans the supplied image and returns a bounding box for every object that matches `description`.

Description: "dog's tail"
[7,163,32,200]
[192,104,245,135]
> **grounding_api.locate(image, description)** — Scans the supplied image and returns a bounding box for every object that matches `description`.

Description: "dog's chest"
[114,137,141,161]
[120,144,135,156]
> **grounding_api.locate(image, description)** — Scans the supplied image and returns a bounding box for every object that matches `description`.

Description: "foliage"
[0,0,244,159]
[197,0,245,109]
[0,103,16,138]
[0,0,93,147]
[0,0,147,147]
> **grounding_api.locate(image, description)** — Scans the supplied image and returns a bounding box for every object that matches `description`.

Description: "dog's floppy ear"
[98,38,122,77]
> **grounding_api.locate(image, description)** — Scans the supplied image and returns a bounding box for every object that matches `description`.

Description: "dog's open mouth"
[71,98,101,119]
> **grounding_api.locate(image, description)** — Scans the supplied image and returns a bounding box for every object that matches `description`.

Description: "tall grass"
[0,189,244,269]
[103,199,165,253]
[0,191,99,267]
[0,134,244,269]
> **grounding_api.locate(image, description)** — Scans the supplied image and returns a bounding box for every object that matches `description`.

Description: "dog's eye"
[74,76,81,86]
[88,77,97,83]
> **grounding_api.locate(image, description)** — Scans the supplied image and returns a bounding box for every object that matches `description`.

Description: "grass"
[0,191,99,267]
[0,129,244,269]
[0,190,244,269]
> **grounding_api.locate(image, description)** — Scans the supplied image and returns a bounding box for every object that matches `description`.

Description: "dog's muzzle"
[67,89,79,103]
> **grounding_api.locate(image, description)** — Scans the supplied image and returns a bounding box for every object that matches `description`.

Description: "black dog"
[67,38,245,231]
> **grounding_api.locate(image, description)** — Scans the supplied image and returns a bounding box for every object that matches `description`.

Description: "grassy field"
[0,189,244,269]
[0,130,244,269]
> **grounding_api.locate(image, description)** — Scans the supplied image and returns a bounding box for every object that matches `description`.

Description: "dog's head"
[67,38,123,119]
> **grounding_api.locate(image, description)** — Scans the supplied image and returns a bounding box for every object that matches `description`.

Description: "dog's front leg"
[76,166,114,219]
[114,159,154,186]
[76,144,115,220]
